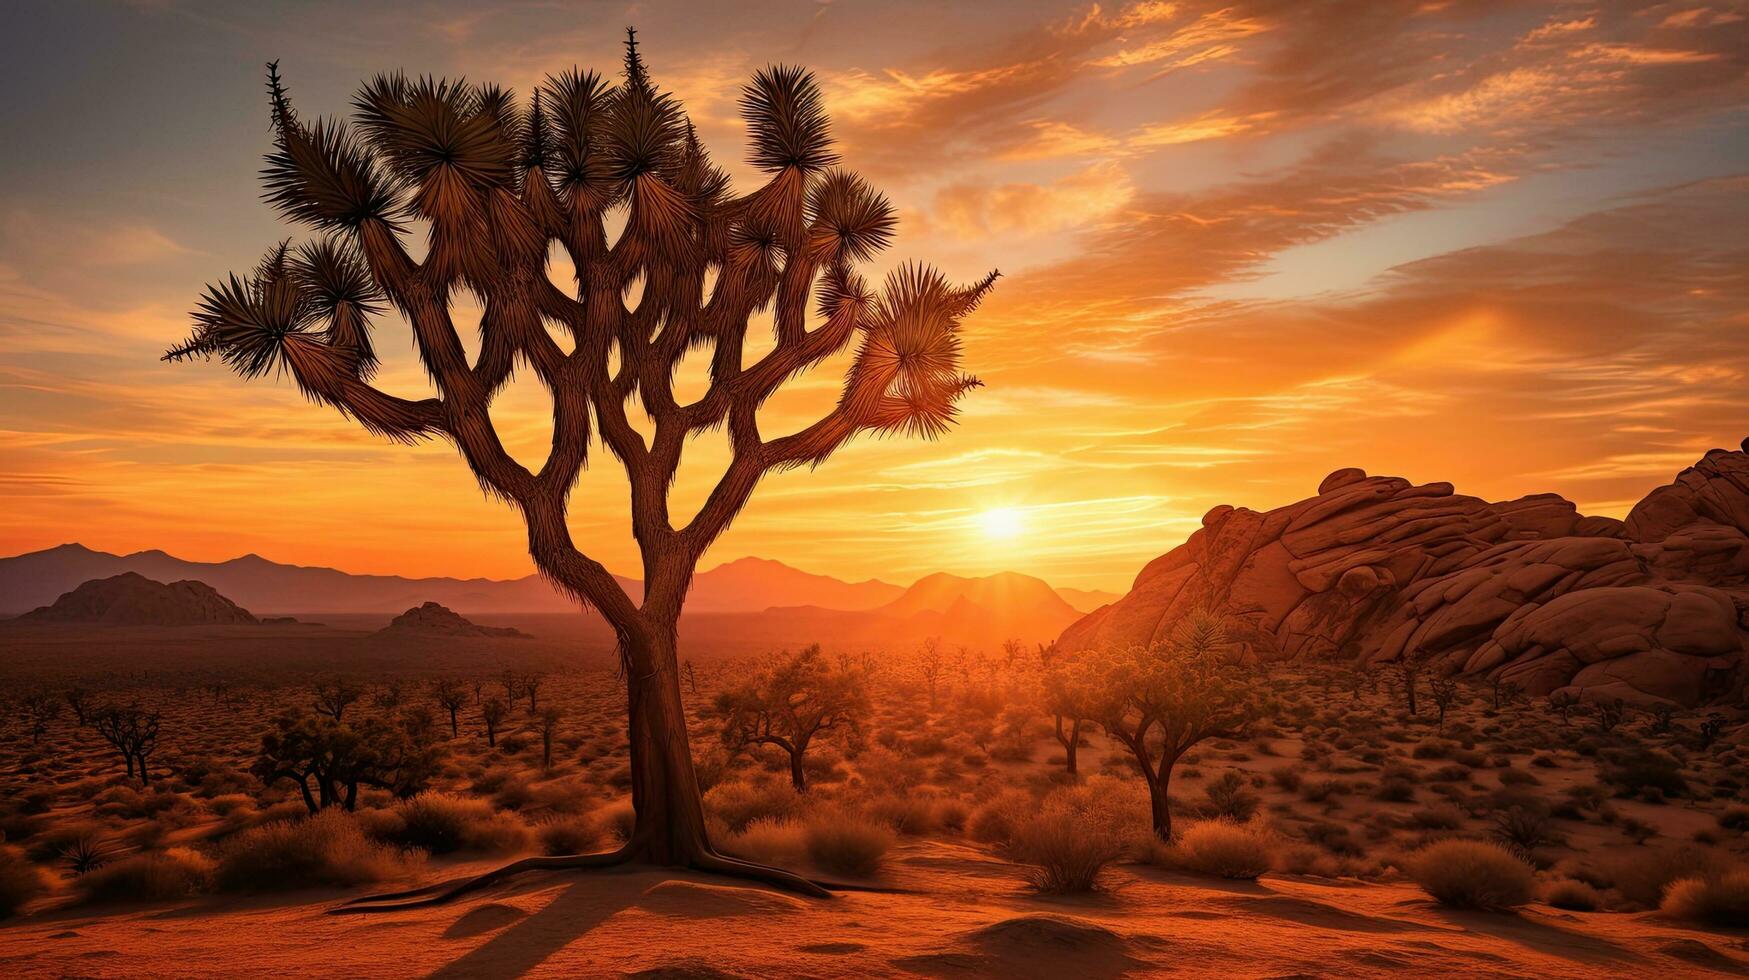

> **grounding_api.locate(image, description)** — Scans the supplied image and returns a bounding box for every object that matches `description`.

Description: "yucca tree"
[168,32,992,908]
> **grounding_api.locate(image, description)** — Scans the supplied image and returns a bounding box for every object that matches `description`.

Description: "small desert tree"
[92,702,161,784]
[716,644,868,791]
[1089,611,1258,841]
[480,697,509,748]
[919,637,946,710]
[538,706,564,770]
[1389,653,1425,717]
[1428,675,1459,732]
[1041,660,1101,776]
[167,34,988,904]
[64,687,92,726]
[21,691,61,744]
[253,707,439,812]
[432,678,469,738]
[312,677,364,722]
[522,672,545,714]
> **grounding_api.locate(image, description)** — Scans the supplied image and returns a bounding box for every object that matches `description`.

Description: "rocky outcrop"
[376,602,528,638]
[1059,443,1749,706]
[17,572,258,626]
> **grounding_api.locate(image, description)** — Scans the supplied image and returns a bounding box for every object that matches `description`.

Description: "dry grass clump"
[1594,844,1712,909]
[536,814,603,856]
[0,844,50,918]
[1661,869,1749,927]
[76,848,214,905]
[1004,779,1145,894]
[803,811,895,878]
[703,779,801,833]
[724,817,807,866]
[595,799,636,842]
[388,793,531,855]
[1407,839,1535,910]
[968,789,1034,846]
[216,810,420,892]
[1544,878,1604,912]
[1170,820,1278,879]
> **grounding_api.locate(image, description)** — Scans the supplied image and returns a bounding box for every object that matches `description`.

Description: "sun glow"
[978,507,1025,540]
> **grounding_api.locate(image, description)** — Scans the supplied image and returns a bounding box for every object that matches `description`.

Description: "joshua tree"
[171,34,989,907]
[1389,653,1424,717]
[64,687,91,726]
[1089,611,1257,841]
[715,645,868,791]
[1548,689,1579,725]
[538,706,564,771]
[480,697,509,748]
[91,702,161,785]
[919,638,946,710]
[1427,674,1459,732]
[312,677,364,722]
[21,692,61,744]
[431,678,468,738]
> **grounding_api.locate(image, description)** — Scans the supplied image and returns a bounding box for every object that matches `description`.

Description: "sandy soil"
[5,841,1746,979]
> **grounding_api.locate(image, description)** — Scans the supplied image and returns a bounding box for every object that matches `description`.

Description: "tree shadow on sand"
[427,873,645,979]
[1429,906,1650,969]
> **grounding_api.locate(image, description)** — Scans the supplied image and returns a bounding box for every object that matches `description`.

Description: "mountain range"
[0,544,1119,642]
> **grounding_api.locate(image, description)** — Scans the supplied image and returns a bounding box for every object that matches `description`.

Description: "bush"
[596,799,636,842]
[389,793,530,855]
[0,844,49,918]
[725,817,807,866]
[1407,840,1535,910]
[537,814,603,856]
[864,793,938,836]
[703,779,800,833]
[77,848,214,905]
[1173,820,1277,879]
[1008,805,1123,893]
[968,789,1034,846]
[1662,869,1749,927]
[1544,878,1604,912]
[1206,771,1261,821]
[216,810,419,892]
[1596,844,1712,908]
[804,812,895,878]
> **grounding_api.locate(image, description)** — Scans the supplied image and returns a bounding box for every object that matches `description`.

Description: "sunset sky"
[3,0,1747,592]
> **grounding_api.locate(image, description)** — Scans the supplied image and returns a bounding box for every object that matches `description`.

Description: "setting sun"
[979,507,1025,540]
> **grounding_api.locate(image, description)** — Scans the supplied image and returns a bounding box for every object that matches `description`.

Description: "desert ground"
[3,625,1748,977]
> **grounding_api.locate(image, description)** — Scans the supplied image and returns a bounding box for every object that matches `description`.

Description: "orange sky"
[2,1,1748,591]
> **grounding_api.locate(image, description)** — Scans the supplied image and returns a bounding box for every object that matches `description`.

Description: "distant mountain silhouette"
[761,570,1085,645]
[1055,586,1123,613]
[376,602,528,638]
[0,544,902,616]
[18,572,257,626]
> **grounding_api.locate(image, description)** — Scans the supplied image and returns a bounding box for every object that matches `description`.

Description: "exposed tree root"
[329,839,842,914]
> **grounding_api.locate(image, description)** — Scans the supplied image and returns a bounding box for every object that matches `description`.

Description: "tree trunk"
[788,748,807,792]
[1148,770,1173,842]
[1065,717,1080,775]
[623,628,714,866]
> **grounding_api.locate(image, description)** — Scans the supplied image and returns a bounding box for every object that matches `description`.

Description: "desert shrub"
[1206,771,1261,821]
[703,779,801,833]
[1271,767,1303,792]
[1497,768,1539,787]
[77,848,214,905]
[1596,845,1714,908]
[596,799,636,842]
[1008,805,1122,893]
[1300,821,1363,857]
[1602,749,1688,800]
[725,817,807,866]
[1374,776,1417,802]
[932,797,970,834]
[1662,869,1749,927]
[537,814,603,856]
[1407,840,1534,910]
[1411,804,1465,831]
[0,845,49,918]
[216,810,418,891]
[1717,805,1749,832]
[865,793,938,836]
[388,793,530,854]
[1172,820,1277,879]
[1544,878,1604,912]
[804,811,895,877]
[968,789,1034,846]
[1491,806,1562,856]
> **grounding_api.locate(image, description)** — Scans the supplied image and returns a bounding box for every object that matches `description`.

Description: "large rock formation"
[1059,444,1749,707]
[16,572,258,626]
[376,602,529,638]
